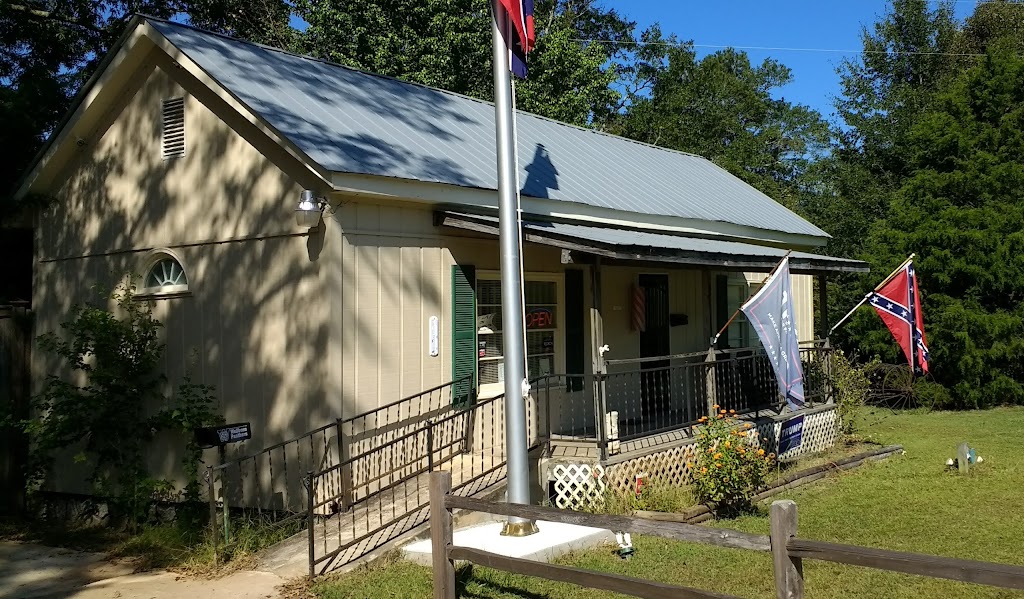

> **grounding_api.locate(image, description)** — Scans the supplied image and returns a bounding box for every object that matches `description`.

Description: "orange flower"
[701,467,708,474]
[729,409,736,414]
[715,462,722,468]
[712,404,720,409]
[739,447,746,455]
[717,414,725,419]
[714,452,722,459]
[719,409,727,414]
[686,462,693,469]
[724,441,731,448]
[746,423,754,429]
[758,449,765,456]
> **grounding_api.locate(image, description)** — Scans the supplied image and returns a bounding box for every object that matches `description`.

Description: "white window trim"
[476,271,564,400]
[726,273,763,348]
[137,249,191,299]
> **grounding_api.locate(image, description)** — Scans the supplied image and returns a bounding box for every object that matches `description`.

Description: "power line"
[570,38,990,57]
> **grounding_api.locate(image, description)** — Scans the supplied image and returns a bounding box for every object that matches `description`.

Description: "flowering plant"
[688,406,774,514]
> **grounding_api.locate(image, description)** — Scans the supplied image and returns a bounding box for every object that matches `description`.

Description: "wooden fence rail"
[428,471,1024,599]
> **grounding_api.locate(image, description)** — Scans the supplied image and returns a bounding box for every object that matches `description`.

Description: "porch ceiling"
[437,212,869,275]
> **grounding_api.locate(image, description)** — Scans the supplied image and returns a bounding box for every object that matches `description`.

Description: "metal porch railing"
[204,377,475,565]
[534,342,835,460]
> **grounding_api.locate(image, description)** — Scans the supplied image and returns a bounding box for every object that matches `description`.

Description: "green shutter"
[716,274,730,349]
[451,264,477,408]
[565,269,585,391]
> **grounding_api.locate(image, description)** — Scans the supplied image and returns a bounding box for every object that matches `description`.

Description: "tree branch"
[4,3,104,34]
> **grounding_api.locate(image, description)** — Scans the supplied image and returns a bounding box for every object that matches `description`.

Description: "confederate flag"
[868,261,930,373]
[500,0,536,77]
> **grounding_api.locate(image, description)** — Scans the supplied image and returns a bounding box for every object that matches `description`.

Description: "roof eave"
[330,170,831,249]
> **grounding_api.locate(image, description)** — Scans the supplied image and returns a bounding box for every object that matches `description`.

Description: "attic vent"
[161,97,185,159]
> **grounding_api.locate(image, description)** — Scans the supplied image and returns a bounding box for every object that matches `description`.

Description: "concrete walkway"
[0,542,286,599]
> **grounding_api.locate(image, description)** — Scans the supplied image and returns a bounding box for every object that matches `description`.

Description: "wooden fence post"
[430,471,456,599]
[771,500,804,599]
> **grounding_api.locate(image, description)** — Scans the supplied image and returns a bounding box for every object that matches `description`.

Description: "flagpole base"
[501,520,539,537]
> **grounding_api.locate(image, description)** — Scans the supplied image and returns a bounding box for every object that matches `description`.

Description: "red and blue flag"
[500,0,536,77]
[869,261,930,373]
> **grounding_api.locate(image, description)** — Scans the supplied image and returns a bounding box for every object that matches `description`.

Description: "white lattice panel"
[606,442,699,495]
[551,463,607,509]
[549,406,838,508]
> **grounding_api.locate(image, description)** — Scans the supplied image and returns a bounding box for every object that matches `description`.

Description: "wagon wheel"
[865,362,916,411]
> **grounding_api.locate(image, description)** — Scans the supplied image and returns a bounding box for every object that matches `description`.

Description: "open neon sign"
[526,308,554,329]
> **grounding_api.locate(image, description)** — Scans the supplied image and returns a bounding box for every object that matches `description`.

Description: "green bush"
[16,279,221,527]
[689,408,774,516]
[831,351,878,435]
[913,379,955,410]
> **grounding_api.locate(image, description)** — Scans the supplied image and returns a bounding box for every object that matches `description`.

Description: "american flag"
[500,0,535,77]
[869,261,930,373]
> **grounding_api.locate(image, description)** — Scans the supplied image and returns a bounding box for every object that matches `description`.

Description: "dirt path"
[0,541,287,599]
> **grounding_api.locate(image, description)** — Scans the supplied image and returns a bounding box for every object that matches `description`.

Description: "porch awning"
[437,212,869,275]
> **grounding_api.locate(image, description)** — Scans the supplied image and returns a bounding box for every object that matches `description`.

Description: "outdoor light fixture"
[295,189,327,228]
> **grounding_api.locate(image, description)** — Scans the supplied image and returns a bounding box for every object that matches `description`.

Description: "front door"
[639,274,670,424]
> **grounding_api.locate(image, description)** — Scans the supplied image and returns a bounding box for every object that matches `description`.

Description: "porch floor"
[547,426,695,461]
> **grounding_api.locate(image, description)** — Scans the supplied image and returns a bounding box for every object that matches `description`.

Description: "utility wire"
[569,38,990,57]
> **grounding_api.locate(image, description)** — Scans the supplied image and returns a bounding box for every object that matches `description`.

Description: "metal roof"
[439,212,867,274]
[149,19,829,240]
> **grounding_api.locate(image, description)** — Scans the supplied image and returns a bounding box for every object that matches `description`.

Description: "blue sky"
[617,0,977,124]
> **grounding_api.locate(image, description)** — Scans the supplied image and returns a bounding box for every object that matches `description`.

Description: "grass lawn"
[313,407,1024,598]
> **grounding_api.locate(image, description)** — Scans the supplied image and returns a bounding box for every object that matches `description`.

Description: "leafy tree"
[818,0,960,349]
[850,48,1024,407]
[294,0,635,127]
[615,34,830,210]
[834,0,958,177]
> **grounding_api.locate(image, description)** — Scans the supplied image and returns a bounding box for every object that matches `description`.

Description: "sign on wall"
[195,422,252,449]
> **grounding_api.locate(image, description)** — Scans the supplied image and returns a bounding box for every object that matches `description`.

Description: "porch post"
[590,259,609,460]
[817,275,829,341]
[703,271,717,418]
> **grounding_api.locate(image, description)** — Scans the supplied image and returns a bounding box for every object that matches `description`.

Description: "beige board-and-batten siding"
[33,59,333,492]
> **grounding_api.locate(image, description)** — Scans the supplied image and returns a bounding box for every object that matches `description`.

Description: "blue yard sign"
[778,415,805,453]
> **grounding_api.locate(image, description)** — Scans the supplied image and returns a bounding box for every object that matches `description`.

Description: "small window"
[161,97,185,159]
[142,254,189,295]
[725,276,758,348]
[477,278,558,389]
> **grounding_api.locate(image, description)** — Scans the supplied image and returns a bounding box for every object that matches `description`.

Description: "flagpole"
[710,252,791,346]
[490,0,537,537]
[827,253,915,337]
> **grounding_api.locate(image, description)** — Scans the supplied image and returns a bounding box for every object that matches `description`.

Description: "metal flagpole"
[828,253,915,337]
[490,0,537,537]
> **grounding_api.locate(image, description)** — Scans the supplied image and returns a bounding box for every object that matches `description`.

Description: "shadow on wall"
[33,63,334,491]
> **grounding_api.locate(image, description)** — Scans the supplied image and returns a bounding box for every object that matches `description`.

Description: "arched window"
[141,252,189,295]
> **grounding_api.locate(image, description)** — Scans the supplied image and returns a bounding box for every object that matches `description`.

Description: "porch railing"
[305,388,543,576]
[204,377,473,563]
[535,343,835,460]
